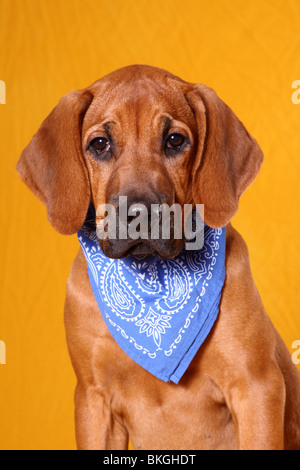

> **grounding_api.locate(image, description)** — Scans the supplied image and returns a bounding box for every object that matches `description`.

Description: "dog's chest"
[107,360,237,450]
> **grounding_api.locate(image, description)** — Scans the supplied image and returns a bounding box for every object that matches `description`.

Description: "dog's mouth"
[99,236,184,260]
[94,198,203,259]
[126,242,156,258]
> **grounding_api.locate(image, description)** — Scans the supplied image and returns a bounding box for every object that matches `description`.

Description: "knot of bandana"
[78,205,226,383]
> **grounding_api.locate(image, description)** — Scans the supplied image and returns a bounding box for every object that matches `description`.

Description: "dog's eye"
[166,133,185,148]
[165,133,187,155]
[88,137,111,158]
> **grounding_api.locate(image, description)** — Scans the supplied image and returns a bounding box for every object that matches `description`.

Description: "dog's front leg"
[74,382,128,450]
[65,252,129,450]
[227,363,286,450]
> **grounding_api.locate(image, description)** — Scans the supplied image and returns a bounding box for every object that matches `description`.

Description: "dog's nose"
[127,202,148,223]
[111,195,163,240]
[126,201,161,224]
[125,199,162,236]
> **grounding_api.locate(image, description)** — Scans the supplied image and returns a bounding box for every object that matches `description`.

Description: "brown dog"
[17,65,300,450]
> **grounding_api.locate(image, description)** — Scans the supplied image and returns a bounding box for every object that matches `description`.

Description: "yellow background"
[0,0,300,450]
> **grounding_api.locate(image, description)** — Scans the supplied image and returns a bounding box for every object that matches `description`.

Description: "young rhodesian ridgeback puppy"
[17,65,300,450]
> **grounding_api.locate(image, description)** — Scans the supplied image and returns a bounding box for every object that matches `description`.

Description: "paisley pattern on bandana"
[78,205,226,383]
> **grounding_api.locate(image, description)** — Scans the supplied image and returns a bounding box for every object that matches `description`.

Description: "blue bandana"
[77,205,226,384]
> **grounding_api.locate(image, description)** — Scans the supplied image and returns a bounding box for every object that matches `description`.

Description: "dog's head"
[17,65,263,259]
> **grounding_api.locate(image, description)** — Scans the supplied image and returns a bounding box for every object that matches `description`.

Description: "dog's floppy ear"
[187,84,263,228]
[16,90,93,234]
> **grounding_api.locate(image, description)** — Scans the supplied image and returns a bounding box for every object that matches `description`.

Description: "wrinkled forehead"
[82,71,196,133]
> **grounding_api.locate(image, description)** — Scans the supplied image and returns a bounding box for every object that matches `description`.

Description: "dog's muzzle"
[96,196,185,259]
